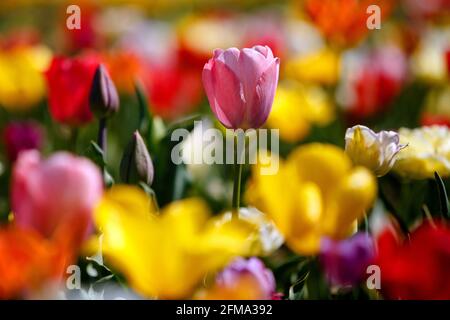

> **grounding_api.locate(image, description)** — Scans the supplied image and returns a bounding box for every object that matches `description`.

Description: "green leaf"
[434,171,449,219]
[134,83,154,146]
[84,141,105,167]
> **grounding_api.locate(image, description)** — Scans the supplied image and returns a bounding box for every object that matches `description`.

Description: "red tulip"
[376,220,450,299]
[341,46,407,118]
[446,48,450,76]
[11,150,103,249]
[45,55,100,126]
[144,62,203,120]
[202,46,280,129]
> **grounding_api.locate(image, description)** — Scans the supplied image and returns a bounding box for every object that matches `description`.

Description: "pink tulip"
[202,45,280,129]
[11,151,103,247]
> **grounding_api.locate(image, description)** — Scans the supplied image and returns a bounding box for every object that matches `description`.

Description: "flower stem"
[232,133,243,218]
[98,117,107,156]
[70,127,79,153]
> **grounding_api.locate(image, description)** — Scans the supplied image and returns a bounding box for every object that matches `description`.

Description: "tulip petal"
[249,58,280,128]
[203,59,245,128]
[239,47,274,109]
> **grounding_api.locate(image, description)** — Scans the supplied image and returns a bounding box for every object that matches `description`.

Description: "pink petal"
[248,57,280,128]
[239,47,274,110]
[203,59,245,128]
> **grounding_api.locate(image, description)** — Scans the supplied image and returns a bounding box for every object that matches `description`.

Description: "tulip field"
[0,0,450,301]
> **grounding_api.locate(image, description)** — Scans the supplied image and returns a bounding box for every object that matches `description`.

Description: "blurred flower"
[446,48,450,75]
[0,226,70,299]
[89,64,119,118]
[11,150,103,249]
[203,46,280,129]
[242,16,287,61]
[402,0,450,20]
[120,131,154,185]
[0,45,51,111]
[303,0,393,47]
[393,126,450,179]
[411,27,450,83]
[197,257,276,300]
[246,144,377,255]
[177,14,241,69]
[144,62,203,120]
[64,4,100,52]
[45,54,100,126]
[338,46,407,118]
[218,207,284,256]
[420,86,450,127]
[3,121,44,162]
[320,232,375,287]
[267,82,334,142]
[285,49,340,85]
[102,50,143,94]
[345,125,406,177]
[377,220,450,299]
[94,185,255,299]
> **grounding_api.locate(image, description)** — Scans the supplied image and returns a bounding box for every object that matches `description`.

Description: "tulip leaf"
[84,141,105,167]
[134,83,154,147]
[103,168,115,188]
[434,172,449,219]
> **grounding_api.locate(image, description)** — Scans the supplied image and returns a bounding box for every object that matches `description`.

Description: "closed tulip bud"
[120,131,154,185]
[89,64,120,118]
[345,125,406,177]
[202,45,280,129]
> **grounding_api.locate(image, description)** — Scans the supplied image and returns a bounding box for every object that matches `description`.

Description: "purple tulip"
[3,122,43,162]
[217,257,276,300]
[319,233,375,287]
[202,45,280,129]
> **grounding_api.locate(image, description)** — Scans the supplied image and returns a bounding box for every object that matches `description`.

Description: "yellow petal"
[323,167,377,239]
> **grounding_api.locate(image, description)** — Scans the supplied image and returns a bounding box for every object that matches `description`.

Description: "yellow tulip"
[266,82,334,142]
[284,49,340,85]
[393,126,450,179]
[246,143,377,255]
[94,185,255,299]
[0,45,51,111]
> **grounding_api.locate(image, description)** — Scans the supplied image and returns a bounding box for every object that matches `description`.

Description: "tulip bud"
[345,125,406,177]
[202,45,280,129]
[120,131,154,185]
[89,64,119,118]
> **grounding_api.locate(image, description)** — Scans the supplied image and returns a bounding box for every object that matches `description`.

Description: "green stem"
[97,117,107,157]
[232,133,243,218]
[70,127,79,153]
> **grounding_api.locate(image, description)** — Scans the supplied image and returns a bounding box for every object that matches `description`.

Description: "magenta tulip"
[3,121,43,162]
[11,151,103,246]
[202,45,280,129]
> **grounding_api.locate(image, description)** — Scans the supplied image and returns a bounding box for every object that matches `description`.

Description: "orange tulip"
[0,227,70,299]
